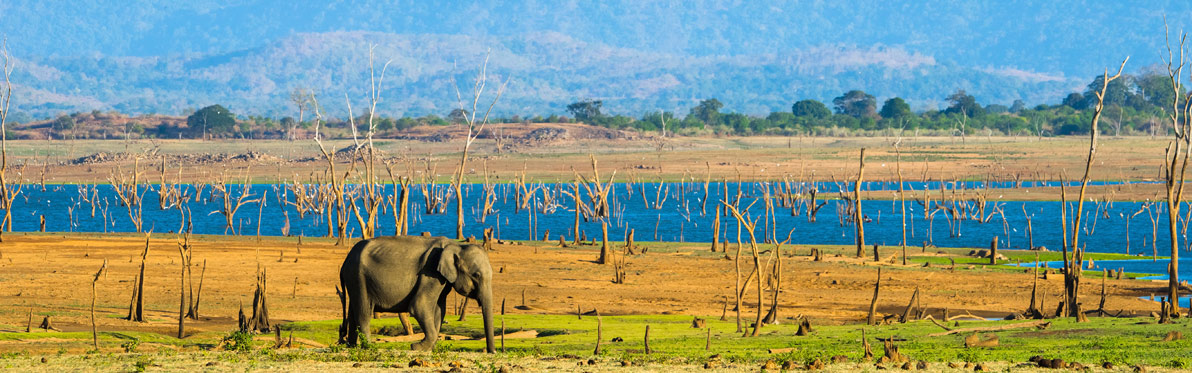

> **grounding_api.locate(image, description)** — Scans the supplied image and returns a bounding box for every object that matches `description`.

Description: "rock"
[409,358,429,367]
[761,360,778,370]
[1163,331,1183,341]
[1047,359,1065,369]
[807,358,824,370]
[40,357,47,364]
[1102,362,1114,369]
[703,361,718,369]
[781,360,798,370]
[916,361,928,369]
[351,362,363,368]
[831,355,848,364]
[498,366,512,373]
[901,361,913,370]
[973,363,988,371]
[587,359,596,366]
[621,360,631,367]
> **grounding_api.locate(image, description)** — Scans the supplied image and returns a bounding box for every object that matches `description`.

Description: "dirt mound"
[69,152,140,165]
[397,122,640,145]
[230,151,282,163]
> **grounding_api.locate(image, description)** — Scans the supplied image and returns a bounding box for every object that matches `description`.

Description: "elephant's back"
[354,236,434,274]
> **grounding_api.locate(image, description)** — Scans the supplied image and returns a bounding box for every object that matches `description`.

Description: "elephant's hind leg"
[346,291,373,347]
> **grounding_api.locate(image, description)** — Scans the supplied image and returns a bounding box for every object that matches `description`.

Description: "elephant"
[338,235,494,353]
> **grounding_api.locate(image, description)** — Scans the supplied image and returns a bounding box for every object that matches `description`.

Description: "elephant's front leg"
[409,283,443,351]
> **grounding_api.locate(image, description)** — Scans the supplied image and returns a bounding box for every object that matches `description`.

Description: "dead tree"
[451,51,508,239]
[125,234,151,322]
[724,202,765,337]
[343,47,390,240]
[211,172,259,235]
[90,259,107,350]
[569,155,616,264]
[385,163,411,235]
[177,232,188,338]
[110,159,146,233]
[710,207,721,252]
[1060,56,1128,320]
[896,146,908,262]
[1162,23,1190,321]
[1026,252,1043,318]
[249,266,272,332]
[867,267,881,325]
[854,148,866,258]
[763,229,794,324]
[0,38,21,240]
[308,93,353,245]
[899,288,919,323]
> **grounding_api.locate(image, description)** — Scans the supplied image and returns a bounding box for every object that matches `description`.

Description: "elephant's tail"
[336,282,347,344]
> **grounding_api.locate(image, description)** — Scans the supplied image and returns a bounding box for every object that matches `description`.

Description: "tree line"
[18,70,1182,140]
[567,70,1177,137]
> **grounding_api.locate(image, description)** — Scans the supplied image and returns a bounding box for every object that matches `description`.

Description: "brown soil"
[0,233,1161,347]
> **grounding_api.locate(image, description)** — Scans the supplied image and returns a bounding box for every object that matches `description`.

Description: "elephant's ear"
[436,244,460,283]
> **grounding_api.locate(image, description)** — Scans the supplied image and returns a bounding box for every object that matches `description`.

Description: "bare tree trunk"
[854,149,866,258]
[867,268,881,325]
[90,260,106,350]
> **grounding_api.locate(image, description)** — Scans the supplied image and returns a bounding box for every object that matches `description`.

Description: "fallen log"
[927,320,1049,337]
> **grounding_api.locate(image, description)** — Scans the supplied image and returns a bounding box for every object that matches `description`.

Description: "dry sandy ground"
[0,233,1163,347]
[6,134,1175,187]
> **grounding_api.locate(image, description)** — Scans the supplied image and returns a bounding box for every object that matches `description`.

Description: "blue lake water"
[10,180,1184,276]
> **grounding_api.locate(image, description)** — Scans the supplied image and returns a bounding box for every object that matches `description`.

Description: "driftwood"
[926,315,951,331]
[927,320,1049,337]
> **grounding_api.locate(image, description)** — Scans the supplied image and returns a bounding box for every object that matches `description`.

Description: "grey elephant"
[338,235,495,353]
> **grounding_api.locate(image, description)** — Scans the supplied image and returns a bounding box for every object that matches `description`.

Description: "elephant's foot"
[411,339,435,351]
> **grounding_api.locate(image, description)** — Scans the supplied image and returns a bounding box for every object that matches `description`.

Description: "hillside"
[1,1,1188,119]
[6,32,1083,120]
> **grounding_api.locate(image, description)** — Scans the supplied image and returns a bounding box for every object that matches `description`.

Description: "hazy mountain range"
[1,1,1190,119]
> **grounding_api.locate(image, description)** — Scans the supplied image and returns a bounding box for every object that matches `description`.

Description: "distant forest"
[13,71,1177,140]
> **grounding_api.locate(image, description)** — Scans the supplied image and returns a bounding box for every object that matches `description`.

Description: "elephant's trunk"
[479,286,495,353]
